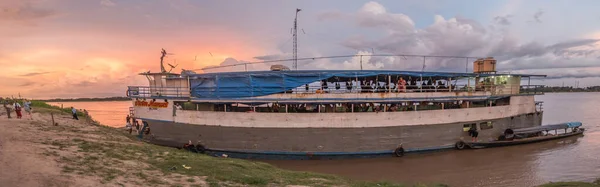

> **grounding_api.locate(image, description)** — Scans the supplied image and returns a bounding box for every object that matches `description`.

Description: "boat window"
[463,123,476,131]
[480,122,493,130]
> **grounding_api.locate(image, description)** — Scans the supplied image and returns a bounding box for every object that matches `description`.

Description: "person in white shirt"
[23,100,32,119]
[71,107,79,120]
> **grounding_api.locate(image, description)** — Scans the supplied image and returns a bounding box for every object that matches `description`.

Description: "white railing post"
[448,78,452,92]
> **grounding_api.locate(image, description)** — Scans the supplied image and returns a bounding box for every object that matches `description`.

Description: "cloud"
[490,39,600,61]
[548,39,600,50]
[306,51,387,70]
[314,1,600,79]
[203,56,294,73]
[73,80,94,87]
[203,58,255,73]
[513,67,600,79]
[317,10,345,21]
[100,0,116,7]
[493,15,512,25]
[20,71,51,76]
[533,9,544,23]
[0,1,56,22]
[18,82,35,87]
[354,1,415,34]
[253,54,289,61]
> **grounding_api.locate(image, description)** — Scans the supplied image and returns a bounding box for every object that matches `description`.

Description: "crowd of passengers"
[214,102,470,113]
[309,77,456,93]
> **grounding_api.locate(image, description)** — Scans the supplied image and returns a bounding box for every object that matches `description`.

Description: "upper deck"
[127,69,546,102]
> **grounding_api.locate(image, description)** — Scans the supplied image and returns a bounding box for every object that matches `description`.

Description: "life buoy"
[126,90,129,97]
[394,147,405,157]
[455,141,466,150]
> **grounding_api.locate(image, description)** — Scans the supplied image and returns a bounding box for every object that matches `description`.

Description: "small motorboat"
[455,122,585,149]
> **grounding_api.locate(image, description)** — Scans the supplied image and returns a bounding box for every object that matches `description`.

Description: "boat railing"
[519,85,545,95]
[286,84,524,95]
[127,84,544,99]
[127,86,190,98]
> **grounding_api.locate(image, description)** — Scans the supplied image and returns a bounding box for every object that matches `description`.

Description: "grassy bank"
[26,102,443,187]
[538,180,600,187]
[30,100,88,117]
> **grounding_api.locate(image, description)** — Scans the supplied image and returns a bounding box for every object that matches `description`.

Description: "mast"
[160,48,167,73]
[293,8,301,70]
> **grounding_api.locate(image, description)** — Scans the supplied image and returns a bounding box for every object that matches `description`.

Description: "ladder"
[129,107,135,117]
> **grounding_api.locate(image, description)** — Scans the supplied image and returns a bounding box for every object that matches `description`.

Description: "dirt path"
[0,110,207,187]
[0,112,93,186]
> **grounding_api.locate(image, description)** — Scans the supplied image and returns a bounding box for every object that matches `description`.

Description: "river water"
[50,93,600,186]
[48,101,132,127]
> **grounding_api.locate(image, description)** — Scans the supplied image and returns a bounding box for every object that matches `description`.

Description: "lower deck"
[139,111,543,159]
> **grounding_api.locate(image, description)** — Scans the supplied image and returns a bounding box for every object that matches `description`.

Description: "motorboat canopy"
[513,122,582,135]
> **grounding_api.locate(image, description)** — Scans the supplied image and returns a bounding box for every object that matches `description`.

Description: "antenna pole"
[465,58,468,73]
[293,8,301,70]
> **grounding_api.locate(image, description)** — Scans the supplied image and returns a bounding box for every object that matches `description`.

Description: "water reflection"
[266,135,584,187]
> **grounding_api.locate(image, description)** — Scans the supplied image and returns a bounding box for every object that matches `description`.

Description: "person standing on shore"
[23,100,32,120]
[3,101,11,119]
[14,102,22,119]
[71,107,79,120]
[83,109,89,123]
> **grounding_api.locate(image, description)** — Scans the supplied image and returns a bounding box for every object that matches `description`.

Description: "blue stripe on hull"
[144,135,454,160]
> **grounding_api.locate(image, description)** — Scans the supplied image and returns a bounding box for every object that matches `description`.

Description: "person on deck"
[468,126,479,142]
[397,78,407,92]
[71,107,79,120]
[14,102,22,119]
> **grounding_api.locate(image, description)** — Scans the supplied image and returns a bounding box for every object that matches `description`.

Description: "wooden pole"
[51,113,56,126]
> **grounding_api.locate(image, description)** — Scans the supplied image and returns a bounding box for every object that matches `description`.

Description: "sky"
[1,0,600,99]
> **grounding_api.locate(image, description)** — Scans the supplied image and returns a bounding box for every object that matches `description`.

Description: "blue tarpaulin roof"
[189,70,544,98]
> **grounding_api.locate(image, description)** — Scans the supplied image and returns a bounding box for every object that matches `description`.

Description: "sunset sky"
[2,0,600,99]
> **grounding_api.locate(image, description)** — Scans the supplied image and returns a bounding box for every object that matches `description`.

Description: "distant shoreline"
[39,97,130,102]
